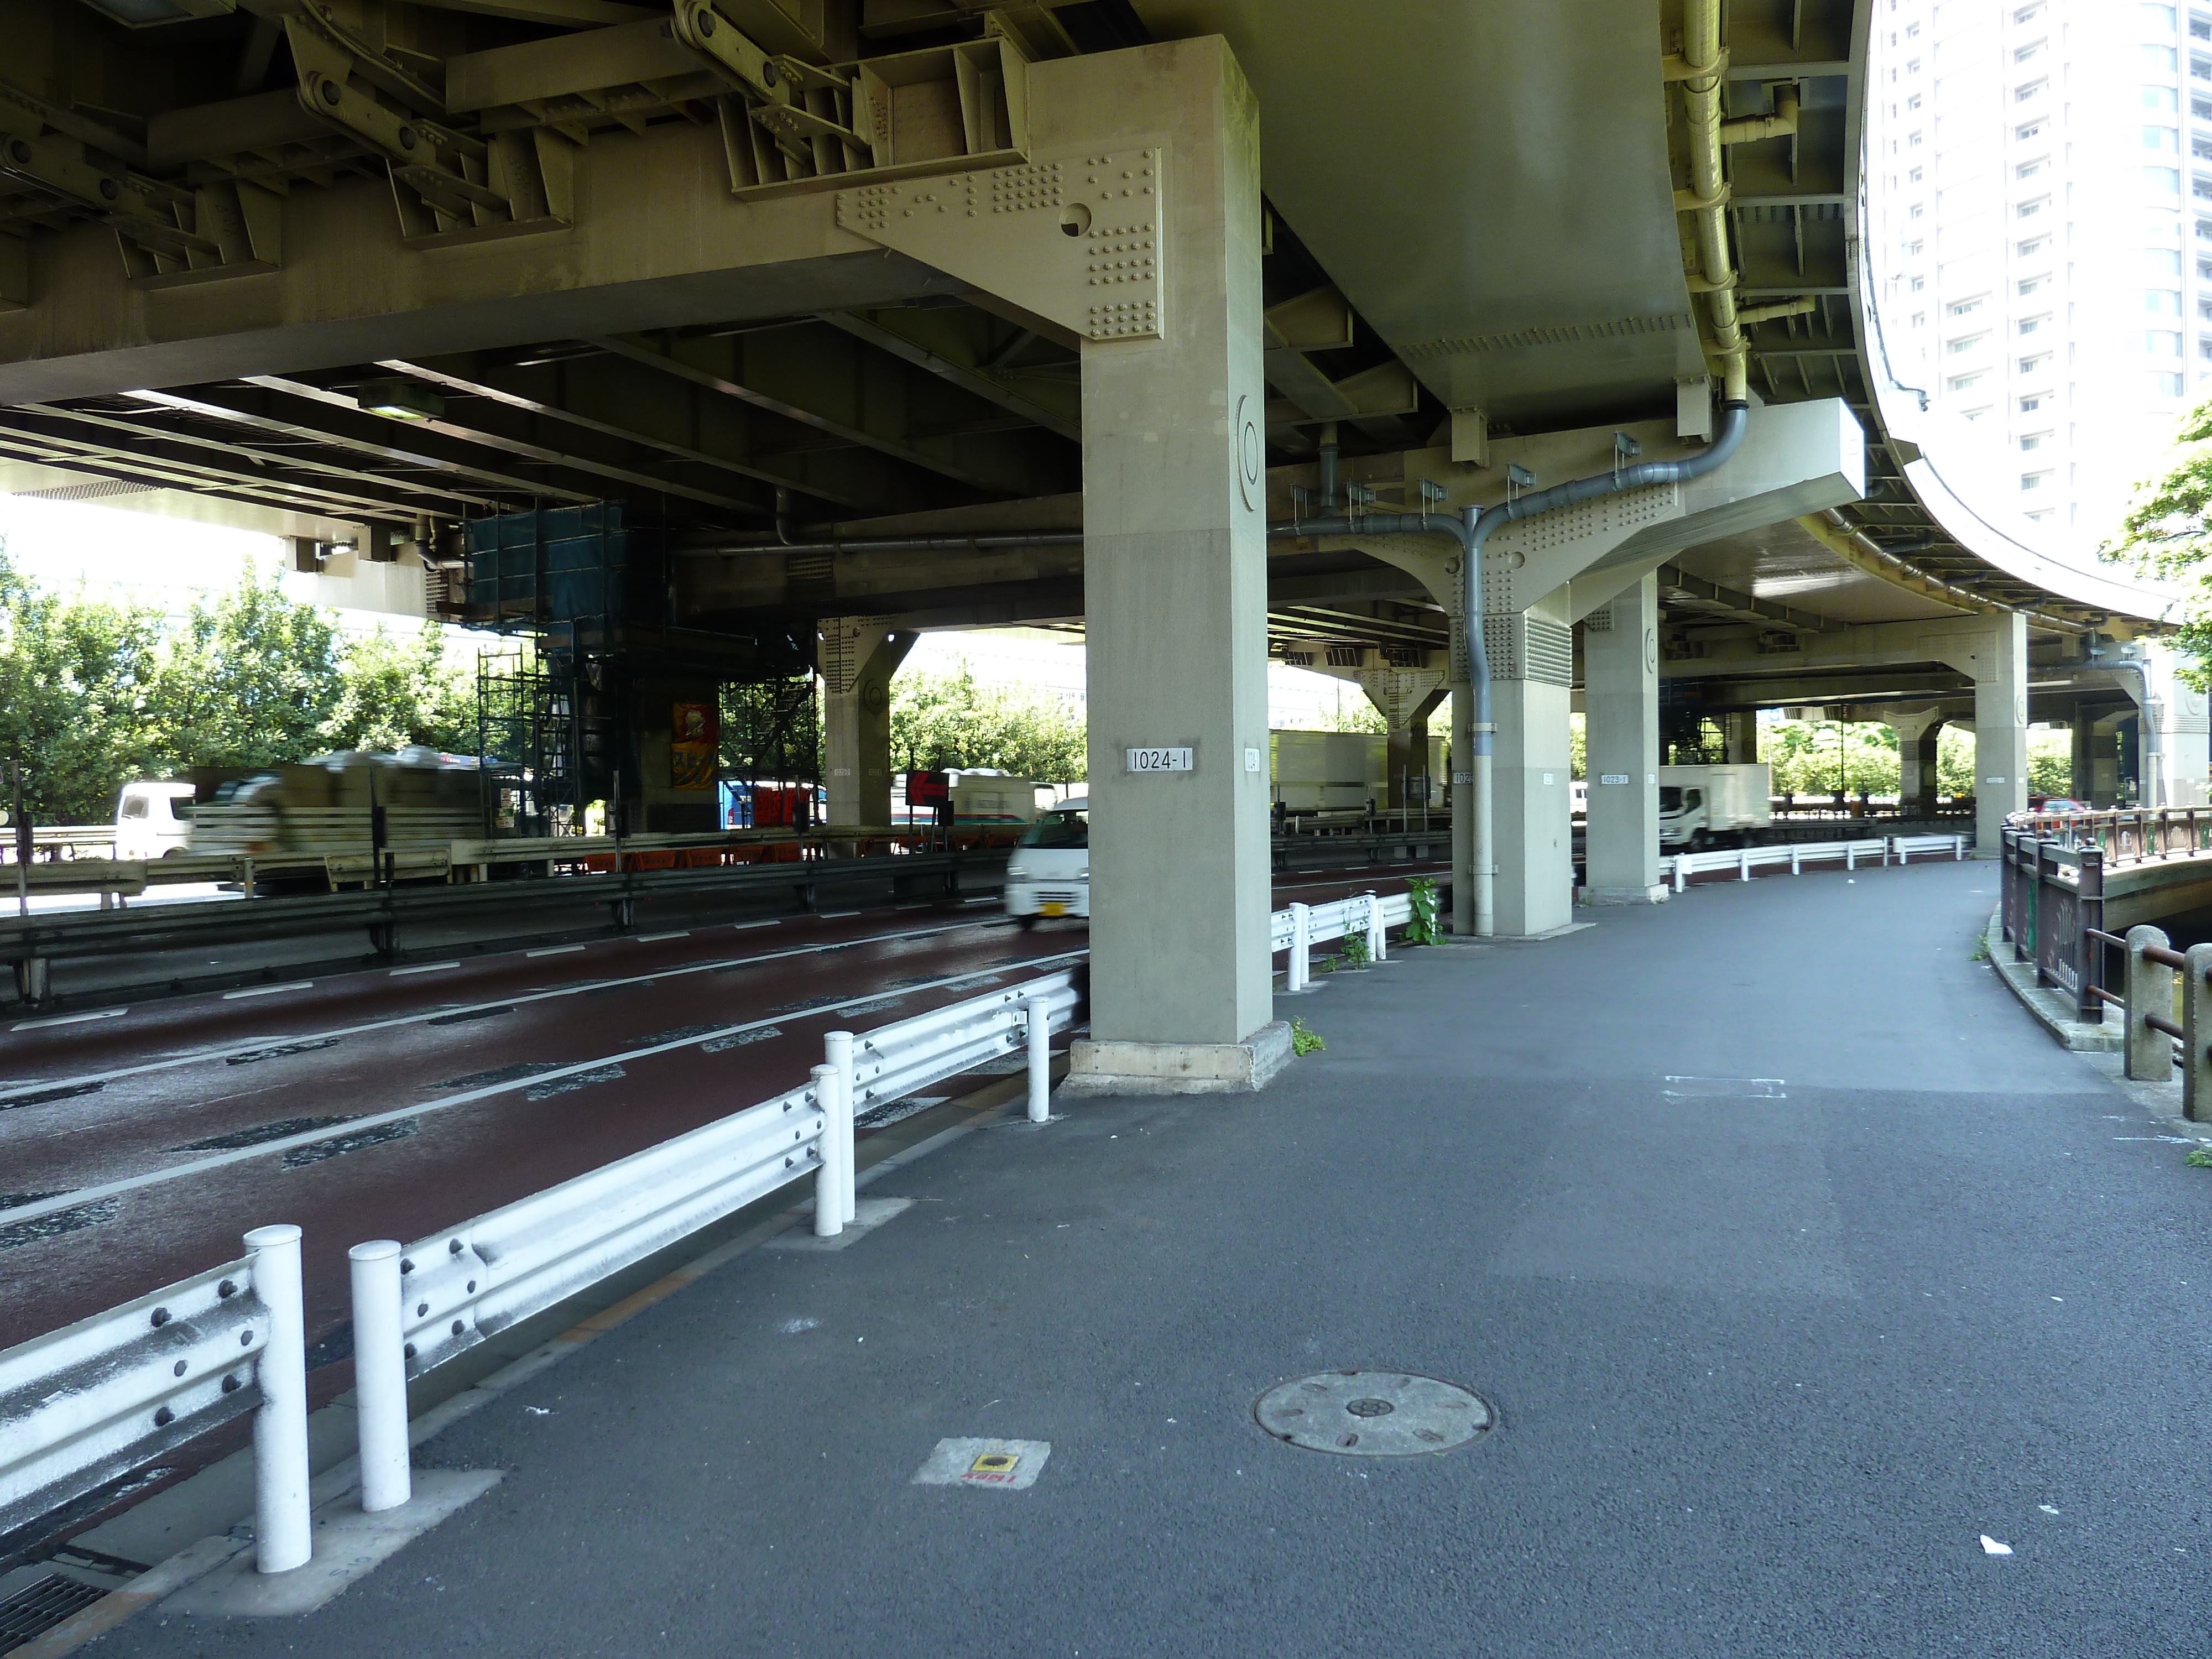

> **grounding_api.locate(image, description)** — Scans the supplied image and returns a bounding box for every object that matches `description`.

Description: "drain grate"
[0,1573,108,1648]
[1255,1371,1492,1456]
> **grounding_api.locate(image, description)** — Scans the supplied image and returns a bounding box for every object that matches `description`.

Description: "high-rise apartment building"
[1869,0,2200,553]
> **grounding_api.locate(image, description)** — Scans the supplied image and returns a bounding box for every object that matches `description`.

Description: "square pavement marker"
[766,1195,913,1251]
[911,1439,1051,1491]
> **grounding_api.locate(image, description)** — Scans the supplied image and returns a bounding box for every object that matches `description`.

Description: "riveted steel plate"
[1254,1371,1491,1456]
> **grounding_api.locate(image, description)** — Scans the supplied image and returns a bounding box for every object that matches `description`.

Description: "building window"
[2154,370,2189,394]
[2017,197,2048,217]
[2148,2,2179,25]
[2017,80,2050,102]
[1912,311,1928,327]
[1908,19,1922,34]
[2150,45,2181,70]
[2200,333,2212,357]
[1908,93,1923,111]
[1948,335,1986,354]
[1910,202,1926,218]
[2198,217,2212,238]
[2017,119,2047,142]
[2149,84,2183,110]
[2020,314,2047,333]
[2018,158,2048,179]
[1949,296,1985,316]
[2022,352,2056,372]
[2020,276,2046,296]
[2152,166,2184,191]
[1909,239,1926,255]
[2012,3,2040,20]
[1950,374,1985,392]
[2021,432,2050,449]
[1909,165,1924,183]
[2150,288,2185,313]
[2149,125,2183,150]
[2021,472,2050,491]
[2197,94,2212,117]
[1911,275,1927,291]
[2018,237,2048,256]
[2016,41,2046,63]
[2198,52,2212,78]
[1907,57,1922,74]
[2193,9,2209,36]
[2021,394,2045,411]
[2146,331,2185,356]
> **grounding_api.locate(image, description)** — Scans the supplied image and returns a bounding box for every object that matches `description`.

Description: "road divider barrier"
[1276,890,1406,992]
[1662,833,1965,893]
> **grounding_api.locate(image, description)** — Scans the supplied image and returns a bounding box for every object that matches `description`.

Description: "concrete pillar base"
[1577,884,1671,906]
[1059,1024,1294,1096]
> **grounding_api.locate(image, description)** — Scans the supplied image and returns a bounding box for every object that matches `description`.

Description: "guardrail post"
[2076,848,2106,1022]
[1790,846,1802,874]
[1287,902,1311,992]
[811,1063,843,1238]
[1952,834,1965,860]
[2187,944,2212,1120]
[348,1239,411,1514]
[1737,847,1750,881]
[1672,857,1686,894]
[1846,844,1857,872]
[2125,926,2175,1081]
[1024,998,1051,1124]
[245,1223,311,1574]
[1364,891,1386,962]
[824,1030,857,1224]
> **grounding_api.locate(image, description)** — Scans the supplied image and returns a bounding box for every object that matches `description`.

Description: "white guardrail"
[0,889,1420,1576]
[1660,833,1966,892]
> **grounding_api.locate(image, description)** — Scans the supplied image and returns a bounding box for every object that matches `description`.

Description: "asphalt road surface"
[84,857,2199,1658]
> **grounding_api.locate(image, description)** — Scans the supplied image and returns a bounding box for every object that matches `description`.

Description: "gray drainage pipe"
[1272,399,1749,937]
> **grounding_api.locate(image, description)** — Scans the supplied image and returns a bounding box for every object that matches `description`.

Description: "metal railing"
[1659,833,1965,893]
[1276,891,1409,993]
[2093,924,2212,1124]
[0,1226,310,1574]
[1997,827,2111,1025]
[2009,806,2212,868]
[0,886,1423,1571]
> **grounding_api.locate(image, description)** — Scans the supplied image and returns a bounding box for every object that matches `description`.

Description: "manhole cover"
[1254,1371,1491,1456]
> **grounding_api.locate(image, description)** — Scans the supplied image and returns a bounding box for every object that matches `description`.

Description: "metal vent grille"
[0,1575,108,1650]
[1583,607,1614,633]
[1482,615,1574,686]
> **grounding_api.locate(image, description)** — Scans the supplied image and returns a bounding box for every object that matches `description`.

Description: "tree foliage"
[0,549,479,823]
[2102,400,2212,682]
[889,661,1086,782]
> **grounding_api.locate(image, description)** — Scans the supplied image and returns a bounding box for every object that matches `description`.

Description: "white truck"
[1003,797,1088,927]
[1658,764,1772,851]
[113,780,197,860]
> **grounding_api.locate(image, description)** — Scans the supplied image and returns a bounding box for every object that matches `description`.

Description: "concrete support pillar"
[1720,709,1759,765]
[1971,613,2029,856]
[2070,707,2095,804]
[2145,645,2210,808]
[1881,707,1943,813]
[1580,573,1663,905]
[1355,667,1447,806]
[1491,588,1576,936]
[1062,42,1281,1094]
[817,618,915,829]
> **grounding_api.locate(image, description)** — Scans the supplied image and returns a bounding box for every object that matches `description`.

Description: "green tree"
[321,624,476,754]
[890,661,1086,782]
[2103,399,2212,682]
[1763,719,1900,797]
[0,548,167,822]
[146,568,342,771]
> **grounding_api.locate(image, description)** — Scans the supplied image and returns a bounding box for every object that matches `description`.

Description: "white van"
[114,781,197,861]
[1004,797,1087,927]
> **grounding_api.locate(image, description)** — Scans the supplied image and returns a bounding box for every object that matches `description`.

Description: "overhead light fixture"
[357,379,444,421]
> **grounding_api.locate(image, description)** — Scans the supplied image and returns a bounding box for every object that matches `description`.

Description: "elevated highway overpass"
[0,0,2194,1086]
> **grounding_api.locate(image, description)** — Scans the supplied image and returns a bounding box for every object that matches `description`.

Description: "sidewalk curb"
[1983,907,2122,1052]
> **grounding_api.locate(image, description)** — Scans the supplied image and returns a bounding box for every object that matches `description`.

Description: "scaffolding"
[475,642,580,838]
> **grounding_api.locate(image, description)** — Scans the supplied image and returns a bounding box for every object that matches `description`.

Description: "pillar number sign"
[1127,746,1195,773]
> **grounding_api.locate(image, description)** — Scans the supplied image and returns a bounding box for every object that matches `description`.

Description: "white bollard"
[824,1030,857,1224]
[1790,847,1801,875]
[1953,834,1965,860]
[1025,998,1051,1124]
[1364,891,1386,962]
[1673,858,1686,894]
[1738,848,1750,882]
[348,1240,411,1514]
[244,1224,311,1574]
[1846,844,1857,871]
[810,1064,842,1238]
[1896,839,1909,865]
[1287,902,1311,992]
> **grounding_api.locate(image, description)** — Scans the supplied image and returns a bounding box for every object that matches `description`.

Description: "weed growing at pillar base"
[1289,1018,1325,1057]
[1402,878,1443,946]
